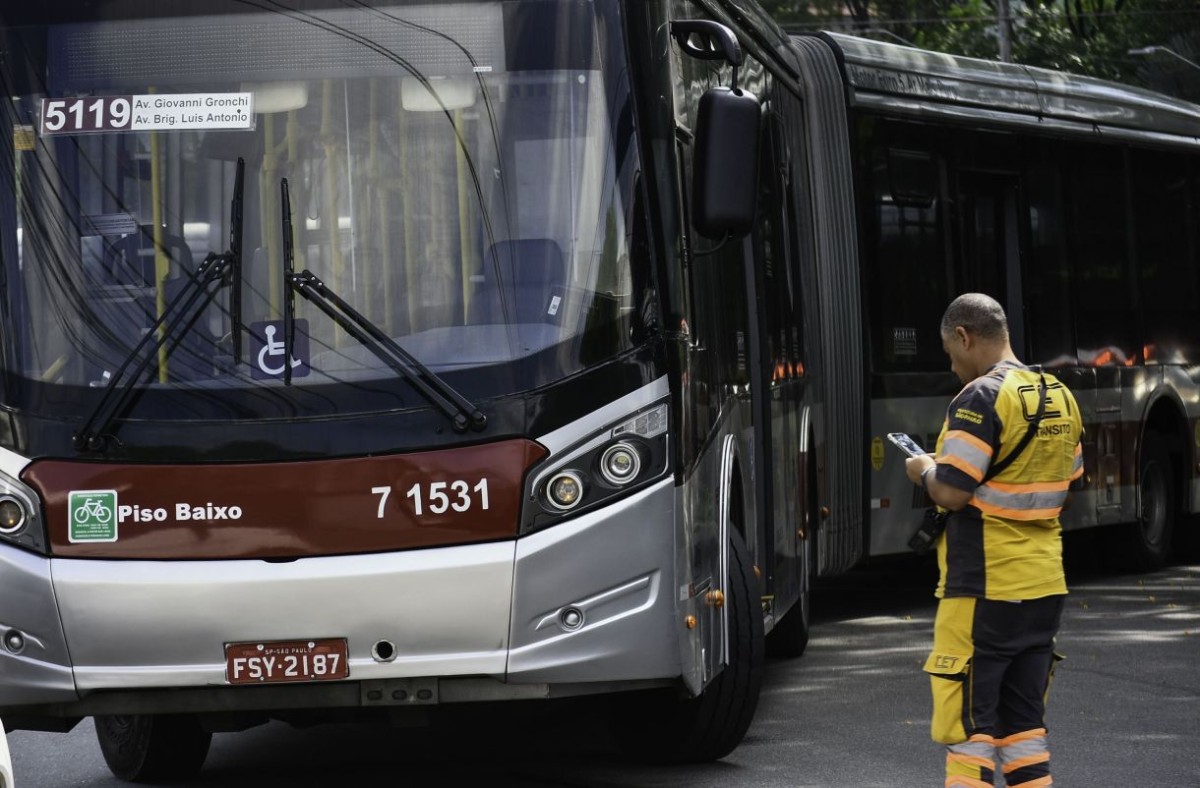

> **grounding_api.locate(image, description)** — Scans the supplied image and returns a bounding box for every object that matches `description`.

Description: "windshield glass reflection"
[0,0,641,422]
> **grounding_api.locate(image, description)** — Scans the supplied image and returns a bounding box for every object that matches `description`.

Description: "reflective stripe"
[952,733,997,753]
[1004,752,1051,773]
[942,454,985,483]
[948,753,995,769]
[942,430,993,481]
[986,479,1070,494]
[946,736,996,787]
[998,728,1052,786]
[997,728,1047,747]
[973,500,1064,520]
[948,733,996,763]
[997,728,1049,763]
[1071,444,1084,480]
[972,480,1069,520]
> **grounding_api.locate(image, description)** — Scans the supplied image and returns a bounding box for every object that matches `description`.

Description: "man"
[905,293,1083,788]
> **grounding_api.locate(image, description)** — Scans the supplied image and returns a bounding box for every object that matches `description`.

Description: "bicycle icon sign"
[74,498,112,524]
[250,320,310,380]
[69,490,119,543]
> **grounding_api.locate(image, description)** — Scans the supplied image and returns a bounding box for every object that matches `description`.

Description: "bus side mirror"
[670,19,761,239]
[692,87,760,238]
[671,19,744,66]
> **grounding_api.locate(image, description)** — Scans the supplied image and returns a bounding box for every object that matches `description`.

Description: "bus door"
[954,170,1026,355]
[746,96,808,629]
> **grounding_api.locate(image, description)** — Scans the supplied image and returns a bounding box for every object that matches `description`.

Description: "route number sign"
[39,93,255,135]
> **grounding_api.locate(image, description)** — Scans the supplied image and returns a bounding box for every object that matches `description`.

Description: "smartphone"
[886,432,926,458]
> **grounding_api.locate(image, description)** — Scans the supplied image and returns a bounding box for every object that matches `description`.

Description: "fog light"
[546,471,584,511]
[560,607,584,631]
[4,629,25,654]
[600,442,641,486]
[0,496,26,534]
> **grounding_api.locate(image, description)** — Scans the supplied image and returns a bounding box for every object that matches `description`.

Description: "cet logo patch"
[923,651,971,675]
[934,654,961,671]
[69,489,119,543]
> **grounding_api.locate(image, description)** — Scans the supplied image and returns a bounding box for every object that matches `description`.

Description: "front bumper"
[0,479,679,719]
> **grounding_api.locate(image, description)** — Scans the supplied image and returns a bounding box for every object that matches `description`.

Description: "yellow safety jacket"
[932,360,1083,600]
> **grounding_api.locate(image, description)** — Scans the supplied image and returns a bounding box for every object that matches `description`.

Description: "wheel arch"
[718,434,748,545]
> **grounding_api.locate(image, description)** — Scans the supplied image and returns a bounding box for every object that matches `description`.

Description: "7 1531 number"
[371,479,490,518]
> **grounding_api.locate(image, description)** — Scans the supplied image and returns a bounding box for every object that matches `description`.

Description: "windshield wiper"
[279,178,487,434]
[73,158,246,453]
[229,158,246,366]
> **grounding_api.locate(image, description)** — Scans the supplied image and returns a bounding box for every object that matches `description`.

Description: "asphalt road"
[8,534,1199,787]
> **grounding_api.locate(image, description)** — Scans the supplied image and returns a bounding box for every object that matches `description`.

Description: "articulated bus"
[809,32,1200,570]
[2,0,1199,781]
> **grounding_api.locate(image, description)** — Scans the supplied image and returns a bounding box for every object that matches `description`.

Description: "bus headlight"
[546,471,584,510]
[0,469,47,554]
[522,402,670,534]
[599,442,641,486]
[0,496,27,534]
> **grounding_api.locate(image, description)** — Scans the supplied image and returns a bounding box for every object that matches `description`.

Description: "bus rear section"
[796,32,1200,566]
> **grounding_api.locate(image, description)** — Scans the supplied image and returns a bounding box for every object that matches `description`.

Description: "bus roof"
[808,31,1200,145]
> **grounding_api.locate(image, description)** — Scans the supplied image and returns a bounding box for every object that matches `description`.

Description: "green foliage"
[767,0,1200,101]
[910,0,1003,58]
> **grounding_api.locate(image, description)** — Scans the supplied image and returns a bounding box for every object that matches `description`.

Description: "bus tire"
[766,532,811,658]
[1113,436,1175,571]
[95,714,211,783]
[613,528,764,762]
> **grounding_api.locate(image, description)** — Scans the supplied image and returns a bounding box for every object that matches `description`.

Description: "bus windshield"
[0,0,641,432]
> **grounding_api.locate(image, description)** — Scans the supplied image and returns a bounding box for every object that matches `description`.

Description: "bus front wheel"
[613,528,764,762]
[95,714,211,783]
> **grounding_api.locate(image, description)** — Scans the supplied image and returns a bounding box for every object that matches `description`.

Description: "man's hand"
[905,454,973,511]
[905,454,935,486]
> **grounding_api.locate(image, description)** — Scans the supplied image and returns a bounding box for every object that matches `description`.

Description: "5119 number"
[372,480,490,518]
[41,96,132,134]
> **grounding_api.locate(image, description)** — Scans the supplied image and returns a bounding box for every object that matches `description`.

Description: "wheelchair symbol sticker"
[69,489,119,543]
[250,320,310,380]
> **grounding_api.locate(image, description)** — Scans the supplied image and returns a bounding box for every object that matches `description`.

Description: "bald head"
[940,293,1009,343]
[939,293,1017,383]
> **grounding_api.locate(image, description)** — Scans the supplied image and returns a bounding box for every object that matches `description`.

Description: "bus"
[0,0,805,780]
[800,31,1200,570]
[2,0,1198,781]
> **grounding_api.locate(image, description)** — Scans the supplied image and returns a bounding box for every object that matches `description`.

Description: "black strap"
[982,368,1047,483]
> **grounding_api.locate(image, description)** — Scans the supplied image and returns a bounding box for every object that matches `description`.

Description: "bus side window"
[1066,143,1136,366]
[859,117,949,373]
[1023,138,1076,367]
[754,111,802,382]
[1131,148,1199,365]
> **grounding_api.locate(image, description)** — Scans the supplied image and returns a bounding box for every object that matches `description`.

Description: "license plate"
[224,638,350,685]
